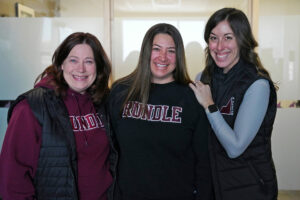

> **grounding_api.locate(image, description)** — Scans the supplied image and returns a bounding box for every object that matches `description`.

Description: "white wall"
[272,109,300,190]
[258,0,300,189]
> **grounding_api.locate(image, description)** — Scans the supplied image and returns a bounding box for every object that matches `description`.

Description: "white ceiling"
[114,0,249,14]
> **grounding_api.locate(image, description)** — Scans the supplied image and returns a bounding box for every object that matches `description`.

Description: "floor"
[0,190,299,200]
[279,190,300,200]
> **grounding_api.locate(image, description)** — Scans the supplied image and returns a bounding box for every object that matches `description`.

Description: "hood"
[34,75,55,90]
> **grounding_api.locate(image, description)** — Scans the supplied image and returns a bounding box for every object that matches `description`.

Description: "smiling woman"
[190,8,278,200]
[0,32,117,200]
[207,20,240,73]
[61,44,97,94]
[150,33,176,84]
[108,23,212,200]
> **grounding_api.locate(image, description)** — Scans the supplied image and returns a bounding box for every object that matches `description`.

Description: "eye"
[225,35,233,40]
[168,49,176,54]
[84,59,94,65]
[209,35,217,41]
[70,59,78,64]
[152,47,160,51]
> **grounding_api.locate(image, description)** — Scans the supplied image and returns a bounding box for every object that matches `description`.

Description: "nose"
[159,50,167,61]
[217,39,224,51]
[77,62,86,72]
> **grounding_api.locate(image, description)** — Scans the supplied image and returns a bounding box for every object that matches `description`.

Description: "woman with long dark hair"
[190,8,278,200]
[109,23,212,200]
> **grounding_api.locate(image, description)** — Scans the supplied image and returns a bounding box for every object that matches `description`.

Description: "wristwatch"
[208,104,218,113]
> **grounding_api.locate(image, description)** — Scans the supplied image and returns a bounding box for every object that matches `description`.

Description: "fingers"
[189,81,205,93]
[189,82,197,92]
[192,80,204,88]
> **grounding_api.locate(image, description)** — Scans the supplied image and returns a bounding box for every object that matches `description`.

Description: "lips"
[157,63,167,67]
[154,62,169,70]
[73,75,88,81]
[215,52,230,62]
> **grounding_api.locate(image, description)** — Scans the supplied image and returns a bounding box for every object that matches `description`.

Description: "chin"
[216,62,229,68]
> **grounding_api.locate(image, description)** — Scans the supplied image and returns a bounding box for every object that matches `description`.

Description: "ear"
[61,64,64,70]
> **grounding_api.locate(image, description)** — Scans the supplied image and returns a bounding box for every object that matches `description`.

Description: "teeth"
[73,75,87,80]
[157,64,167,67]
[217,54,227,58]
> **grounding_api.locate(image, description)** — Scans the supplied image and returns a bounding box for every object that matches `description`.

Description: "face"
[150,33,176,84]
[208,20,240,73]
[62,44,96,94]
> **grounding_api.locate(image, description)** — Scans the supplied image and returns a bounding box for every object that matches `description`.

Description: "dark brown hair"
[113,23,191,111]
[36,32,111,104]
[202,8,277,89]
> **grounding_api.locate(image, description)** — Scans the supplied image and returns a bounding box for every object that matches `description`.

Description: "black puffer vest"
[8,87,118,200]
[205,59,278,200]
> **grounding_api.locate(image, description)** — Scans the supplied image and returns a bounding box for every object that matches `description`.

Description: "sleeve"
[193,106,214,200]
[205,79,270,158]
[0,99,42,200]
[195,72,202,81]
[107,85,120,129]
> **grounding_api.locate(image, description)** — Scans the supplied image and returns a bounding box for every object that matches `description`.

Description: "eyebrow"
[152,44,175,49]
[85,57,95,60]
[68,55,94,60]
[210,32,234,36]
[68,56,78,58]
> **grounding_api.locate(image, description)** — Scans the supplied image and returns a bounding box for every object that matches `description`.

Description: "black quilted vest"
[205,59,278,200]
[8,87,79,200]
[8,87,118,200]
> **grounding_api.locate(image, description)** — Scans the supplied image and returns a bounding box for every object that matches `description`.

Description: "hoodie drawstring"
[72,93,90,146]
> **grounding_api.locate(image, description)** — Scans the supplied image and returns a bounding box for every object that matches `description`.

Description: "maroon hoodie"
[0,77,112,200]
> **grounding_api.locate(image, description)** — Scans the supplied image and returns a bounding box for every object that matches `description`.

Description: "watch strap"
[208,104,218,113]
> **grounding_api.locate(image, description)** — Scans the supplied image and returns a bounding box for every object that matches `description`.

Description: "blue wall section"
[0,108,8,150]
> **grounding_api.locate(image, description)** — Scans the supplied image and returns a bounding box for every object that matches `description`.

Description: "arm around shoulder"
[206,79,270,158]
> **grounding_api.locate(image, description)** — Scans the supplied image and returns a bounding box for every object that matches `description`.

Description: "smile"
[215,52,230,60]
[73,75,88,80]
[156,63,168,68]
[217,54,227,58]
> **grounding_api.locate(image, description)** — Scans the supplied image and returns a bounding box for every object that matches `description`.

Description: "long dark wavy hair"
[201,7,277,89]
[35,32,111,105]
[113,23,191,111]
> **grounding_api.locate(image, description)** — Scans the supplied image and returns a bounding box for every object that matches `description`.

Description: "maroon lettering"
[152,105,162,121]
[172,106,182,123]
[141,104,154,120]
[122,101,133,117]
[161,105,171,122]
[85,114,96,129]
[75,116,83,130]
[70,113,104,132]
[132,101,142,118]
[122,101,182,124]
[70,116,80,131]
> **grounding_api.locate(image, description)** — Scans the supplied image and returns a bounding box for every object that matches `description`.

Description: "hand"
[189,81,215,109]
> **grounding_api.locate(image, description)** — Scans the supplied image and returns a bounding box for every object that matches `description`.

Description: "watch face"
[208,104,218,113]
